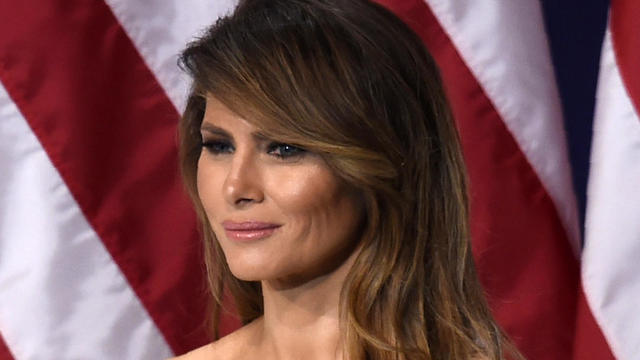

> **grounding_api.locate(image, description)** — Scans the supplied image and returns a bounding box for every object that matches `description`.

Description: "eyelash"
[201,140,233,155]
[201,139,306,160]
[267,142,306,159]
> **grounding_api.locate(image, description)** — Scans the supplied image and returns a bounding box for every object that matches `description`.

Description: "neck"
[256,250,358,360]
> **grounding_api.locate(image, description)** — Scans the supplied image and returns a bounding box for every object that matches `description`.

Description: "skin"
[172,95,363,360]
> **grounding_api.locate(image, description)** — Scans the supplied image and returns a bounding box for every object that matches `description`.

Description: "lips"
[221,221,281,242]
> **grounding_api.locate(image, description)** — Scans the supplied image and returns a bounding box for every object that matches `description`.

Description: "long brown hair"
[178,0,516,358]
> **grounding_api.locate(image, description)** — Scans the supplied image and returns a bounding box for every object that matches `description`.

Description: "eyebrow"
[200,122,271,142]
[200,122,230,137]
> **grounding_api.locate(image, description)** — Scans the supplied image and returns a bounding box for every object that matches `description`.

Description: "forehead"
[201,93,312,147]
[202,95,257,133]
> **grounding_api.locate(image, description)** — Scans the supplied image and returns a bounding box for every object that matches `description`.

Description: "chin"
[228,267,264,282]
[225,254,281,282]
[225,255,314,287]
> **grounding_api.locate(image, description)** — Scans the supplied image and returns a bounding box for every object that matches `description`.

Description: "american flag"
[0,0,636,359]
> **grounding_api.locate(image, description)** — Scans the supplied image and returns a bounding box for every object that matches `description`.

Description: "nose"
[223,150,264,207]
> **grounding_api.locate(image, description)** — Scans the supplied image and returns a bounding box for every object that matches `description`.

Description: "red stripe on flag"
[375,1,583,358]
[573,287,616,359]
[611,0,640,116]
[0,333,15,360]
[0,1,209,354]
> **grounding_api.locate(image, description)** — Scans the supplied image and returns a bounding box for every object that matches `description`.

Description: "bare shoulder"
[168,319,262,360]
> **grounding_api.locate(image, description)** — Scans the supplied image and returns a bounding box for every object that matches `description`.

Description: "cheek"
[269,165,362,280]
[268,164,361,243]
[196,157,225,217]
[270,164,339,214]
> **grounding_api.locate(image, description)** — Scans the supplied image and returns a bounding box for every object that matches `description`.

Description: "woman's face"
[197,95,363,286]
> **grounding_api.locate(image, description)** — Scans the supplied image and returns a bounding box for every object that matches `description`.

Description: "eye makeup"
[200,123,307,161]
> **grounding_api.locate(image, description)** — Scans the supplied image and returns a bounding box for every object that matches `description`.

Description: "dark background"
[540,0,610,235]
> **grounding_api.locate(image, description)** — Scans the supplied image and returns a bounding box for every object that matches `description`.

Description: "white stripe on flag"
[582,28,640,360]
[104,0,239,112]
[423,0,580,253]
[0,81,172,360]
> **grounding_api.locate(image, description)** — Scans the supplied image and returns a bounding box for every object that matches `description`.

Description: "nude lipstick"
[222,221,281,242]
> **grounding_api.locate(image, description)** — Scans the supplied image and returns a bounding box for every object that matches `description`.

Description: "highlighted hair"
[179,1,520,359]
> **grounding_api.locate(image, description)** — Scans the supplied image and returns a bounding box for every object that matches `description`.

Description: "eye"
[266,142,306,159]
[201,139,234,155]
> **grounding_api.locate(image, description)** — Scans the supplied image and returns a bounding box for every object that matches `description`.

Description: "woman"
[175,0,518,359]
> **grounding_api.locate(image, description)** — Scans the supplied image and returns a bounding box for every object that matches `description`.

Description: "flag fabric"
[0,0,634,359]
[0,1,237,358]
[575,1,640,359]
